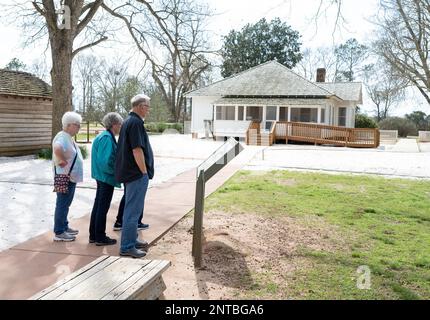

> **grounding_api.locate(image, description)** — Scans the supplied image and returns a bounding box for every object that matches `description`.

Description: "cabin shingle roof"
[187,61,337,98]
[186,61,362,104]
[317,82,362,103]
[0,69,52,99]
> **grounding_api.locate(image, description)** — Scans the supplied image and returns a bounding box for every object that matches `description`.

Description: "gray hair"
[131,93,151,108]
[102,112,123,130]
[62,111,82,129]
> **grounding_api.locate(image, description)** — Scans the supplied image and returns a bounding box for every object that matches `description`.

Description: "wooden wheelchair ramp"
[247,121,380,148]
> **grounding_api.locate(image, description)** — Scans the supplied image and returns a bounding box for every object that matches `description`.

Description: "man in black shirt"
[115,94,154,258]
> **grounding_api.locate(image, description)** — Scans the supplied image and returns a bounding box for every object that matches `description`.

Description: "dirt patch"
[147,211,347,299]
[275,178,297,187]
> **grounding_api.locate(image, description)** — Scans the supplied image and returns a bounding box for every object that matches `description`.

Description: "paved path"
[389,138,420,153]
[244,140,430,179]
[0,143,263,299]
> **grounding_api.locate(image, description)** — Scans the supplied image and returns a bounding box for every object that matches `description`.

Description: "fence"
[273,122,380,148]
[419,131,430,142]
[379,130,398,144]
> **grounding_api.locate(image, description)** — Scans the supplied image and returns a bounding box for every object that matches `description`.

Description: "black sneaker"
[137,223,149,231]
[96,236,117,246]
[89,238,95,244]
[113,222,122,231]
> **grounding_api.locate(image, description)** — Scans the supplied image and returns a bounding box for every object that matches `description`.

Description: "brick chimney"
[316,68,326,82]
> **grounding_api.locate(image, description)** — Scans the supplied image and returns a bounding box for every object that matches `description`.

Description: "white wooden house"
[185,60,363,141]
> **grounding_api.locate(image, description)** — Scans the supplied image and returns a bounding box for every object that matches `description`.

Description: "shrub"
[171,123,183,132]
[378,117,418,137]
[79,145,88,159]
[38,148,52,160]
[156,122,168,133]
[145,122,183,133]
[145,123,157,132]
[37,145,88,160]
[355,114,378,128]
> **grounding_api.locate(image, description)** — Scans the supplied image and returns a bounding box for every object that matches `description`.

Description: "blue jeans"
[54,181,77,235]
[89,180,114,241]
[120,175,149,251]
[115,187,143,225]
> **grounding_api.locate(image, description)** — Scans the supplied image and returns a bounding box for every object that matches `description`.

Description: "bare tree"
[18,0,109,137]
[295,46,338,81]
[29,58,50,82]
[334,38,368,81]
[73,54,99,116]
[364,62,407,121]
[10,0,168,135]
[310,0,345,38]
[375,0,430,104]
[95,59,128,114]
[102,0,214,122]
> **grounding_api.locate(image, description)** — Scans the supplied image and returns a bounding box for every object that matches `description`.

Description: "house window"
[338,107,347,126]
[279,107,288,121]
[291,108,318,123]
[321,108,325,124]
[238,106,244,121]
[247,106,263,121]
[216,105,235,120]
[186,98,192,115]
[266,106,277,121]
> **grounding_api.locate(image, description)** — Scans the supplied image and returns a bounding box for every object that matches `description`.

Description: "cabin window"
[266,106,277,121]
[279,107,288,121]
[291,108,318,123]
[338,107,347,126]
[238,106,244,121]
[246,106,263,121]
[216,105,235,120]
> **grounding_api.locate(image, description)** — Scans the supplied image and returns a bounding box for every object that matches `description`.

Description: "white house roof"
[186,60,338,98]
[317,82,362,103]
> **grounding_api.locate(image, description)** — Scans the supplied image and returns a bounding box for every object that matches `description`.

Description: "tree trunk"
[50,35,74,138]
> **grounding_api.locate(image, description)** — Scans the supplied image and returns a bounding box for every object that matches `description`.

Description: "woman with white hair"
[52,111,84,242]
[89,112,123,246]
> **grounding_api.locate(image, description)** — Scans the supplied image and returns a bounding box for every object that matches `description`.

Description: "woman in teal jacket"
[89,112,123,245]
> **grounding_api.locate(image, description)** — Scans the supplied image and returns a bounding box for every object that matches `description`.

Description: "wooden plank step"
[30,256,171,300]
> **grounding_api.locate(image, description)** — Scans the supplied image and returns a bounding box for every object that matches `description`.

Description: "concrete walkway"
[389,138,420,153]
[0,144,262,299]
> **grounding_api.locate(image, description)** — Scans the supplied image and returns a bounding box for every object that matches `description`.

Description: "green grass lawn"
[76,133,97,142]
[205,170,430,299]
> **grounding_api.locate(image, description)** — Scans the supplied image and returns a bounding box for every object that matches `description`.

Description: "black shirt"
[115,112,154,183]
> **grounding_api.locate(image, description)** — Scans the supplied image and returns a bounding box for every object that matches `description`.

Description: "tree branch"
[75,0,103,37]
[72,36,108,58]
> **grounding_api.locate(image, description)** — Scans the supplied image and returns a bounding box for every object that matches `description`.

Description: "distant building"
[0,69,52,156]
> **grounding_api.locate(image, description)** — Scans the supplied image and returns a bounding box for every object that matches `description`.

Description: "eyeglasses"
[72,123,81,128]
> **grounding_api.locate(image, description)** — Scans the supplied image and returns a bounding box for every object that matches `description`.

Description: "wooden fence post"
[192,170,205,268]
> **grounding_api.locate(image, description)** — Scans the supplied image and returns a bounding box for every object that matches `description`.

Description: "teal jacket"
[91,130,121,188]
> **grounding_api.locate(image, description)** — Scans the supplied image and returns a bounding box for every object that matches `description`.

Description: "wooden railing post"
[192,170,205,269]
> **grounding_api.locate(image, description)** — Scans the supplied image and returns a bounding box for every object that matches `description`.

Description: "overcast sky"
[0,0,428,115]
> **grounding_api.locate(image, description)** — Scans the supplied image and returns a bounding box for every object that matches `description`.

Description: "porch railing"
[246,121,260,144]
[274,122,380,148]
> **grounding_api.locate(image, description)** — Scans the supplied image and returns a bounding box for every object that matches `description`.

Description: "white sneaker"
[54,232,76,242]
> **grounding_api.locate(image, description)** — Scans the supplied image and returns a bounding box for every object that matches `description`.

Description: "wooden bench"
[29,256,171,300]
